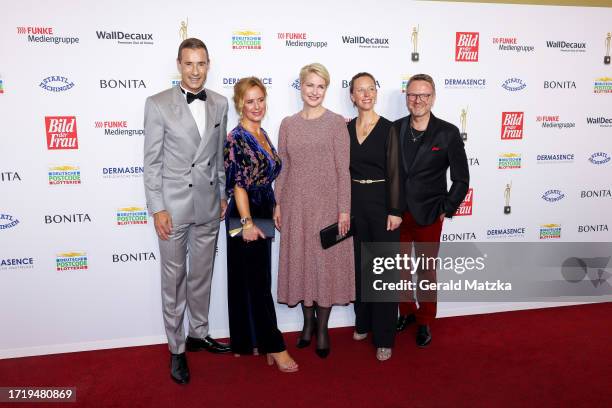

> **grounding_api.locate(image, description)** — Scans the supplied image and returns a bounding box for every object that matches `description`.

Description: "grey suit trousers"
[159,220,219,354]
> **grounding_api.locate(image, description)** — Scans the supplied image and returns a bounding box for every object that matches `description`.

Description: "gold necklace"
[357,115,378,140]
[242,121,271,153]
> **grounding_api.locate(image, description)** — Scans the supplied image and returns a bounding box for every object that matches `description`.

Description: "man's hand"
[387,215,402,231]
[440,212,446,222]
[154,210,173,241]
[220,199,228,219]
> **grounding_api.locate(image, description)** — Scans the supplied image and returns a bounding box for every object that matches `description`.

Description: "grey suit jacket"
[143,86,228,225]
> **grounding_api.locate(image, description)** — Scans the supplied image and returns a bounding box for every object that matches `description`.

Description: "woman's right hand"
[242,223,266,242]
[273,205,281,231]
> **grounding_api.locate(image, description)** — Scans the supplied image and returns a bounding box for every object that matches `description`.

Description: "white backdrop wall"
[1,0,611,359]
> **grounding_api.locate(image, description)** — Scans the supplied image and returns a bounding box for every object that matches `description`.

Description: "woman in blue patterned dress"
[224,77,298,373]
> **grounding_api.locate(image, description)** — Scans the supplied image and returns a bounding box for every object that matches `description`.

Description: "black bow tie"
[184,89,207,104]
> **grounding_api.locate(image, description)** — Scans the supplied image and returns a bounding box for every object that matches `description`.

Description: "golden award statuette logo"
[605,32,611,65]
[460,107,468,141]
[411,25,419,62]
[504,182,512,214]
[179,18,189,41]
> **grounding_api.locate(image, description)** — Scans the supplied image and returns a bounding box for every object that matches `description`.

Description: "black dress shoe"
[416,325,432,348]
[170,353,190,384]
[397,314,416,332]
[186,335,231,354]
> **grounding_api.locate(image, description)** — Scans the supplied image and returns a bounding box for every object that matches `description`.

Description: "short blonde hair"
[299,63,330,87]
[232,76,267,114]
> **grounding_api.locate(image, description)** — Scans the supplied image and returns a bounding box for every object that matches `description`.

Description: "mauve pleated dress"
[275,110,355,307]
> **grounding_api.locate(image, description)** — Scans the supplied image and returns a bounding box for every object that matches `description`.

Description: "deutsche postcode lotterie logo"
[48,166,81,185]
[56,252,88,271]
[117,207,148,225]
[539,224,561,239]
[498,153,522,169]
[232,31,262,50]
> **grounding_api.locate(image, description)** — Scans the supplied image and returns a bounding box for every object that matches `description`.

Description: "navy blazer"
[392,113,470,226]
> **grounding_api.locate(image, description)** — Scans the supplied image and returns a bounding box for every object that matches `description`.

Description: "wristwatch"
[240,217,252,225]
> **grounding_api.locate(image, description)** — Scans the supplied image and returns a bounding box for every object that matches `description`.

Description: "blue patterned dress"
[223,124,284,354]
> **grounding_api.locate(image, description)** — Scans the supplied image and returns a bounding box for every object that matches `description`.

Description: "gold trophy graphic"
[411,26,419,62]
[460,107,468,141]
[179,18,189,41]
[605,32,611,65]
[504,182,512,214]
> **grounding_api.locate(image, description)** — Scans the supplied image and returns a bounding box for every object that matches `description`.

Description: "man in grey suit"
[143,38,230,385]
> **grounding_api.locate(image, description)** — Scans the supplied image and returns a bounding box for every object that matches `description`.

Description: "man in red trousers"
[392,74,469,347]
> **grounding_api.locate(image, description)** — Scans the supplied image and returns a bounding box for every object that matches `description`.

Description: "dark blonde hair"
[349,72,376,94]
[407,73,436,94]
[233,77,267,114]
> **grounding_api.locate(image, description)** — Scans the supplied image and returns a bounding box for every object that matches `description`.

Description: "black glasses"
[406,93,432,102]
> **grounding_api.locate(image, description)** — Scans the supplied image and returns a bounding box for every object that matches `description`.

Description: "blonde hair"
[232,76,267,114]
[299,63,330,87]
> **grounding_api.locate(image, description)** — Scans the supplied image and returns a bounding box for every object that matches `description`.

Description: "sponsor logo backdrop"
[1,0,611,358]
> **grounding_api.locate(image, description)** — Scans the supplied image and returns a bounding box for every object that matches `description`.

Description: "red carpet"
[1,303,610,408]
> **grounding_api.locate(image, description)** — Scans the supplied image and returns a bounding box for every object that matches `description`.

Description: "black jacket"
[392,113,470,226]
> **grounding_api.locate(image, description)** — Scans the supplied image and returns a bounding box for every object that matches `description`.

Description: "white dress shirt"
[180,84,206,139]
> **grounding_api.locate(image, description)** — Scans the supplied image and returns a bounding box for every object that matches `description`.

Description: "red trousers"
[399,212,443,325]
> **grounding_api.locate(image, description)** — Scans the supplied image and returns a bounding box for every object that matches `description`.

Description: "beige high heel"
[353,331,367,341]
[266,352,299,373]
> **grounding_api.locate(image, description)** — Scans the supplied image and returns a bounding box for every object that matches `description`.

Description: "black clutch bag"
[319,216,355,249]
[228,218,276,238]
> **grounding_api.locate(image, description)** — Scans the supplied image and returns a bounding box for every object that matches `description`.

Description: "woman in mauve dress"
[274,63,354,359]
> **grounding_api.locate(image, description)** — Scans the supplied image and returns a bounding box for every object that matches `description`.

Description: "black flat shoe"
[416,325,432,348]
[296,318,317,348]
[296,338,311,348]
[315,347,330,358]
[397,314,416,332]
[186,335,231,354]
[170,353,190,384]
